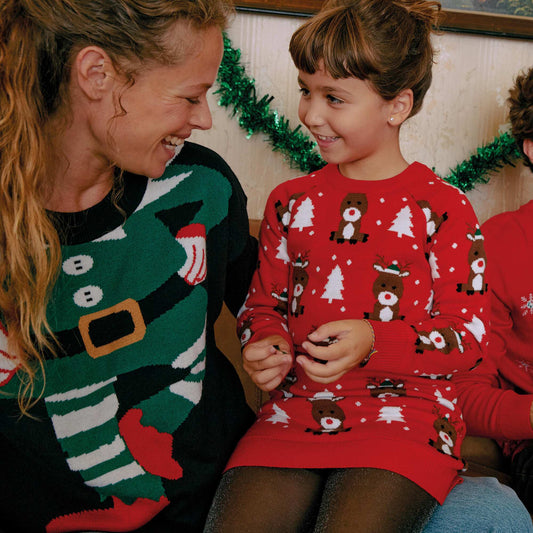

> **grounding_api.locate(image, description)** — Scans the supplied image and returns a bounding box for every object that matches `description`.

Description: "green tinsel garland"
[216,35,522,192]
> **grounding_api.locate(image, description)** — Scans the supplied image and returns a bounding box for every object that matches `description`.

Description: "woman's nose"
[191,99,213,131]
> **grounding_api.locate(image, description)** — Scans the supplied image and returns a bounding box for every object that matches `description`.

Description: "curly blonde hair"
[508,67,533,172]
[0,0,233,412]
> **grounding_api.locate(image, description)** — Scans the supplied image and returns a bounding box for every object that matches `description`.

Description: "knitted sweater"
[231,162,488,503]
[0,142,256,532]
[454,200,533,443]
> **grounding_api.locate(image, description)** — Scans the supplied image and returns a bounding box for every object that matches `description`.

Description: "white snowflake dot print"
[521,293,533,316]
[361,418,367,423]
[376,220,382,226]
[452,243,458,249]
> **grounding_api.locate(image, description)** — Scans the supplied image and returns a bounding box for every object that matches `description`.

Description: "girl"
[206,1,488,531]
[0,1,256,531]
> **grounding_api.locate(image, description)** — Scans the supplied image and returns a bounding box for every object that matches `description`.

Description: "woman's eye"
[186,97,200,105]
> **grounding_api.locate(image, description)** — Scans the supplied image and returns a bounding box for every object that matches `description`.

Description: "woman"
[0,1,256,531]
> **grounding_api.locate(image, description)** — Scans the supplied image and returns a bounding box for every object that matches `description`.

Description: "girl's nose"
[299,99,324,128]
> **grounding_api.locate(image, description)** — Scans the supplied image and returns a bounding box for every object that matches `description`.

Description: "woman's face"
[98,24,223,179]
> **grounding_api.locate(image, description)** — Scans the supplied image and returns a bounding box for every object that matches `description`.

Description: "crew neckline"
[316,162,425,192]
[49,172,148,246]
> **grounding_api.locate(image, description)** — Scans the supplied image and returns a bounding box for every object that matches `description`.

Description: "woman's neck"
[44,118,115,213]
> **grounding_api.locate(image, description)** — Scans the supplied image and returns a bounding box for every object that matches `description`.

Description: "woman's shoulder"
[174,141,236,180]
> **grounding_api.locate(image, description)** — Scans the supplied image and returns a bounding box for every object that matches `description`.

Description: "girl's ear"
[523,138,533,164]
[388,89,413,126]
[74,46,116,100]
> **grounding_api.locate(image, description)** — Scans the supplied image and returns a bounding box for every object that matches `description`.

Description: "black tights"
[204,466,437,533]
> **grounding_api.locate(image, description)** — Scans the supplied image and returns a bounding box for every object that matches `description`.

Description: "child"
[454,66,533,510]
[205,1,489,531]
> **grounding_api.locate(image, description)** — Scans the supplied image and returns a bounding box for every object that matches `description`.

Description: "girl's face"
[97,25,223,179]
[297,63,399,179]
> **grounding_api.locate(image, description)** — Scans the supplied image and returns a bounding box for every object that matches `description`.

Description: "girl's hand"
[298,320,373,384]
[242,335,293,391]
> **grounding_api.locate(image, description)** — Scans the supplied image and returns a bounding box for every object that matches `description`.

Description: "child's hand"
[242,335,293,392]
[298,320,373,384]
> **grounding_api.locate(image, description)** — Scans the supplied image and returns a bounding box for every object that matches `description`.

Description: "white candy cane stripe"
[85,461,146,488]
[46,377,117,403]
[169,380,202,405]
[66,435,126,472]
[50,394,119,439]
[172,323,206,369]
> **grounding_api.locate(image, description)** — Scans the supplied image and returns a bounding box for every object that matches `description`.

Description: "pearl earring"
[389,117,394,122]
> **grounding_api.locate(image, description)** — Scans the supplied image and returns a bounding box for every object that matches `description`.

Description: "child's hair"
[289,0,441,117]
[0,0,233,413]
[508,67,533,172]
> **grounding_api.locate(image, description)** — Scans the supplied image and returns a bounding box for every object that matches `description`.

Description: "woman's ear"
[74,46,115,100]
[388,89,414,126]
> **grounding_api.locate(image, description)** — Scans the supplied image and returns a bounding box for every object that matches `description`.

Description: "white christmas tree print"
[377,406,405,424]
[290,197,315,232]
[464,314,486,343]
[388,206,414,238]
[425,289,434,313]
[428,250,440,280]
[521,293,533,316]
[267,403,290,425]
[275,236,290,264]
[321,265,344,303]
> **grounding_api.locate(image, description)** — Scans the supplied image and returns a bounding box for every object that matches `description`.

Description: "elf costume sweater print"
[230,162,488,503]
[0,142,256,532]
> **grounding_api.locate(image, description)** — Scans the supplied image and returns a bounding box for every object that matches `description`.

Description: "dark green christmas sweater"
[0,142,256,532]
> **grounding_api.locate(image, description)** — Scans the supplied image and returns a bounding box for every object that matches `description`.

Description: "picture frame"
[235,1,533,39]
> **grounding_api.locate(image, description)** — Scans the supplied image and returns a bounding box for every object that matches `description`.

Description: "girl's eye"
[327,94,343,104]
[298,87,310,97]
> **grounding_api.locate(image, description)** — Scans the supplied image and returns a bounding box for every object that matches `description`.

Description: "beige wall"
[191,11,533,224]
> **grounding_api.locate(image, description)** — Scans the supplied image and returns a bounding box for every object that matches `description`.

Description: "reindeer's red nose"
[384,293,392,300]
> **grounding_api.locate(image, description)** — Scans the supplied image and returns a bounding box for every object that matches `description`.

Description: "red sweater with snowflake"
[238,162,488,382]
[454,200,533,442]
